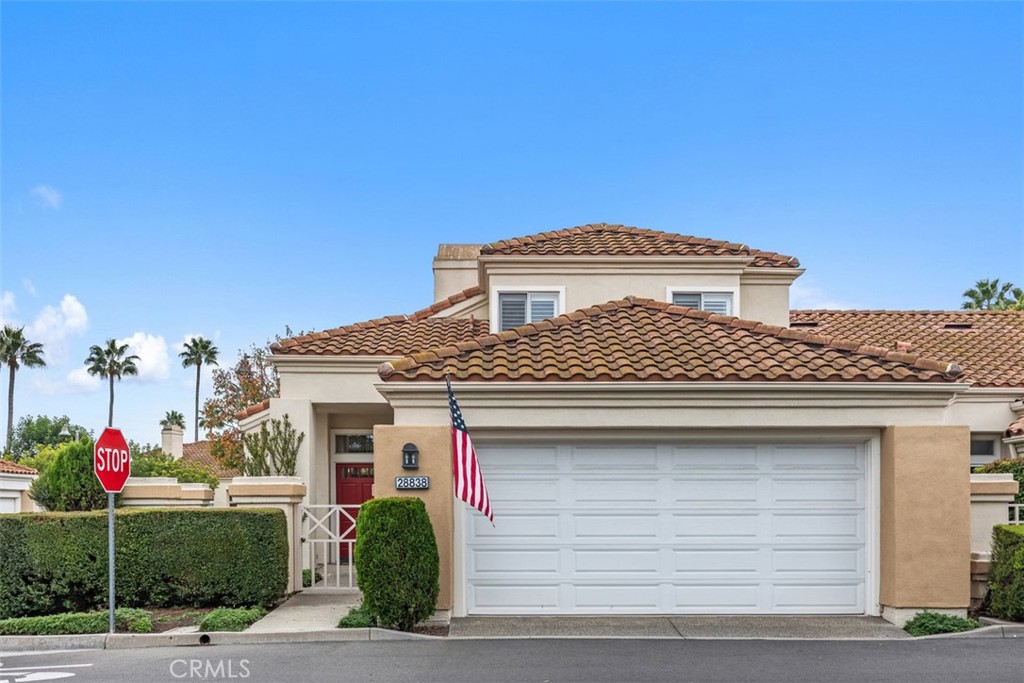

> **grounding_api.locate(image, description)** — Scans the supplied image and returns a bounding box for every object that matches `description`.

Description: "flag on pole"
[446,374,493,525]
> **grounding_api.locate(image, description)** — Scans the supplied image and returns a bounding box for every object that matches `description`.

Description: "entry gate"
[301,504,361,589]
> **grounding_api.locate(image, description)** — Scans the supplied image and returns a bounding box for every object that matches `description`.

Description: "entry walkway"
[247,590,361,633]
[448,616,911,639]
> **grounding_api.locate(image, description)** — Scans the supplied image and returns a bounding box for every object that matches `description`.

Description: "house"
[0,459,38,513]
[160,425,238,507]
[245,223,1024,625]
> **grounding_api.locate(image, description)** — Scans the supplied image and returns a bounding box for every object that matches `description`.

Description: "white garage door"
[464,443,868,615]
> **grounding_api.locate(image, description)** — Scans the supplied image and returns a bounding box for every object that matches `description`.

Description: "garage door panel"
[773,548,862,574]
[772,478,862,505]
[673,548,761,574]
[471,549,561,575]
[674,478,760,503]
[467,443,869,615]
[574,549,661,574]
[574,513,660,538]
[773,513,862,541]
[572,478,660,504]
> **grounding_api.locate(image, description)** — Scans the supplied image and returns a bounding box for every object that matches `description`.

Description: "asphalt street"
[1,639,1021,683]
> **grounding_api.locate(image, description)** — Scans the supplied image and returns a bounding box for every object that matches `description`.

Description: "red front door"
[336,463,374,558]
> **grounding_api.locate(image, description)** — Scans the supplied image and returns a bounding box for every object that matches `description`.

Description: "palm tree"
[85,339,140,427]
[0,325,46,452]
[962,278,1015,310]
[179,337,219,442]
[160,410,186,429]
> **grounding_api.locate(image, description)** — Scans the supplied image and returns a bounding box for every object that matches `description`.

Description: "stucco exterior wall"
[879,425,970,611]
[739,280,791,328]
[373,424,454,611]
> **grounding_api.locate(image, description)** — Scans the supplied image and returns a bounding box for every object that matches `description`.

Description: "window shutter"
[499,293,528,331]
[529,295,557,323]
[702,294,732,315]
[672,293,701,309]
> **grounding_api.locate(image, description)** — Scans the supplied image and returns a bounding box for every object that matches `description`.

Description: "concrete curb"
[915,624,1023,640]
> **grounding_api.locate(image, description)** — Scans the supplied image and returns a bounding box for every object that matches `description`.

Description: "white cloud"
[22,279,36,296]
[26,295,89,364]
[31,184,63,209]
[119,332,170,383]
[33,368,101,395]
[1,291,16,323]
[175,333,202,354]
[790,283,858,310]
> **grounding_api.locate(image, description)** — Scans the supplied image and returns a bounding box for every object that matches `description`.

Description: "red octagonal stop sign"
[94,427,131,493]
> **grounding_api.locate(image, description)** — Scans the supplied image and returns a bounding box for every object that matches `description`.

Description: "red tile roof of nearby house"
[0,459,37,475]
[181,441,239,479]
[789,310,1024,388]
[1007,415,1024,438]
[379,297,962,384]
[235,399,271,420]
[480,224,801,268]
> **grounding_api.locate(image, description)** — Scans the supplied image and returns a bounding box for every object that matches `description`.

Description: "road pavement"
[1,638,1022,683]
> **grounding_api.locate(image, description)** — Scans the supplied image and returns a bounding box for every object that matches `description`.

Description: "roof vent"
[942,322,974,330]
[790,321,818,328]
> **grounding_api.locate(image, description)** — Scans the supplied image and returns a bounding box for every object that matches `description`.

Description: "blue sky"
[2,2,1022,445]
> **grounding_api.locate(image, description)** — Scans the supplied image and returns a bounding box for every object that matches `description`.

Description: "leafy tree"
[201,341,280,471]
[160,410,186,430]
[28,439,111,512]
[84,339,140,427]
[179,337,219,442]
[8,415,91,461]
[0,325,46,453]
[241,414,304,477]
[961,278,1016,310]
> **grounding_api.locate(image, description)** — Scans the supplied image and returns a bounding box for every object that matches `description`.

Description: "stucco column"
[228,476,308,594]
[879,425,970,626]
[969,473,1019,555]
[373,424,454,613]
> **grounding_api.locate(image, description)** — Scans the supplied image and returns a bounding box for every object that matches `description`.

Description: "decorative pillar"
[228,476,307,593]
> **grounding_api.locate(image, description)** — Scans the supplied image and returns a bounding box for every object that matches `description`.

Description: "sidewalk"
[247,590,360,633]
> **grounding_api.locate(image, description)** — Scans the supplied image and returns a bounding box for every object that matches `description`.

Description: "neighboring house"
[0,459,38,513]
[244,223,1024,625]
[160,425,238,507]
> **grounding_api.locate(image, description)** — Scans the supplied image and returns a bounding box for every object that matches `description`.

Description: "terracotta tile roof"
[0,459,37,475]
[272,286,488,356]
[235,399,271,420]
[1006,413,1024,438]
[789,310,1024,388]
[379,297,962,384]
[181,441,239,479]
[480,224,800,268]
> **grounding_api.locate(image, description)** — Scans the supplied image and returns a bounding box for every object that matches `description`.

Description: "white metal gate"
[301,504,361,589]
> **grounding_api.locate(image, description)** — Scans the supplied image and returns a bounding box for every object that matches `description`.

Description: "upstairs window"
[498,292,560,331]
[671,291,733,315]
[970,435,1000,469]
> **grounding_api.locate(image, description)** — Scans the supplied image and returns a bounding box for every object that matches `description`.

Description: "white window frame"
[970,433,1003,468]
[489,286,566,333]
[666,286,740,317]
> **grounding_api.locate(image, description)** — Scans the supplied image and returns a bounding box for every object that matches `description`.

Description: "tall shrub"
[989,524,1024,620]
[354,497,439,631]
[241,414,303,476]
[0,508,288,618]
[28,439,109,511]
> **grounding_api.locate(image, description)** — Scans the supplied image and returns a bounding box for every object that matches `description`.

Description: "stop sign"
[94,427,131,493]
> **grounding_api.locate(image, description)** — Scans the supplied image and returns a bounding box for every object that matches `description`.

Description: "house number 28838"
[395,476,430,490]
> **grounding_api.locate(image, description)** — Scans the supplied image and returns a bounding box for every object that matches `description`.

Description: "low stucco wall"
[373,425,454,611]
[880,425,970,613]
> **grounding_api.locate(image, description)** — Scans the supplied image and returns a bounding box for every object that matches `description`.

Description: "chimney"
[433,244,482,300]
[161,425,183,460]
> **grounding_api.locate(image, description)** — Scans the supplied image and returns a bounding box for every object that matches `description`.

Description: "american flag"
[446,374,493,525]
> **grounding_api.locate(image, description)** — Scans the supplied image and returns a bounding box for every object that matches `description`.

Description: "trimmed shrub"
[354,497,439,632]
[198,607,266,632]
[302,568,323,588]
[131,450,219,489]
[903,610,978,637]
[975,459,1024,504]
[337,603,376,629]
[28,439,110,511]
[989,524,1024,620]
[0,608,152,635]
[0,508,288,619]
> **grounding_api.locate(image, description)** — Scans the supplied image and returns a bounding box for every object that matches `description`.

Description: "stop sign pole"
[94,428,131,634]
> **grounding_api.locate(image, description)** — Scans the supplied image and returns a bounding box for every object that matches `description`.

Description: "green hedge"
[354,497,439,631]
[0,508,288,619]
[989,524,1024,620]
[0,608,152,635]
